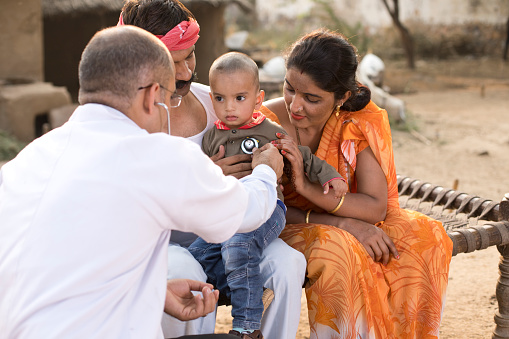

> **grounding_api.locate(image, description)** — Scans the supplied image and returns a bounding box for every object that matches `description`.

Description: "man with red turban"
[119,1,306,338]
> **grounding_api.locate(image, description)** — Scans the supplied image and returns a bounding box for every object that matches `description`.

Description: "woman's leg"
[258,238,306,339]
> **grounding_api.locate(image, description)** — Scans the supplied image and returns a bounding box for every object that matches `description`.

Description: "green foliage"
[311,0,372,55]
[389,108,418,132]
[0,130,25,161]
[242,1,373,57]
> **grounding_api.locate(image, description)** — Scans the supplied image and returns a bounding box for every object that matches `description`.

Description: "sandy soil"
[215,57,509,338]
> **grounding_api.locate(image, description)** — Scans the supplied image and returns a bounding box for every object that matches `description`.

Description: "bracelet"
[328,195,345,214]
[305,209,312,223]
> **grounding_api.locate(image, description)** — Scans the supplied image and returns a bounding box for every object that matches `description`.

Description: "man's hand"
[210,145,252,179]
[252,143,284,180]
[164,279,219,321]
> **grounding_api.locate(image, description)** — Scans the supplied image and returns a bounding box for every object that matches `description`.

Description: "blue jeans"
[188,203,286,330]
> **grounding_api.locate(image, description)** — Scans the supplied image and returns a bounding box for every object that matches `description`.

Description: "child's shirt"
[202,111,343,201]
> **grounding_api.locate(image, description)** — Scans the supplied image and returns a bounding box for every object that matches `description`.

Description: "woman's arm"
[277,134,387,224]
[325,146,387,223]
[286,206,398,265]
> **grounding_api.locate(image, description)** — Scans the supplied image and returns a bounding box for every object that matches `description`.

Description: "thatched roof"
[42,0,124,17]
[42,0,253,17]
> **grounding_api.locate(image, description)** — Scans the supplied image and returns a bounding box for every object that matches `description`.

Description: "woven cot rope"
[493,222,509,245]
[473,225,491,250]
[467,198,490,218]
[455,228,477,253]
[478,200,498,221]
[432,189,454,208]
[455,195,478,215]
[442,191,465,211]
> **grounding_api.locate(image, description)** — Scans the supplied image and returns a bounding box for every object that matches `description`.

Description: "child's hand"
[323,178,348,199]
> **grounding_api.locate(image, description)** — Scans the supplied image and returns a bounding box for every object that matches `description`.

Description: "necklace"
[294,126,301,145]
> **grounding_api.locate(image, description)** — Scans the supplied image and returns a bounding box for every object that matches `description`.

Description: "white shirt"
[186,82,217,147]
[170,82,218,246]
[0,103,277,338]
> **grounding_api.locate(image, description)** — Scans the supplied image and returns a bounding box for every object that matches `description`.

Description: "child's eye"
[236,96,246,101]
[214,96,224,102]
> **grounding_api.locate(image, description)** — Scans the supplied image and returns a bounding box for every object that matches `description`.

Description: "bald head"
[78,25,174,110]
[209,52,260,90]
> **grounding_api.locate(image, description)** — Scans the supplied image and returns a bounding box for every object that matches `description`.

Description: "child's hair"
[209,52,260,91]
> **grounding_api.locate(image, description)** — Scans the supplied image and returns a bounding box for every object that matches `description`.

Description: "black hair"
[121,0,196,35]
[286,28,371,112]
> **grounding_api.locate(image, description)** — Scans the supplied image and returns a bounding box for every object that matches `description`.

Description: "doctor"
[0,25,283,338]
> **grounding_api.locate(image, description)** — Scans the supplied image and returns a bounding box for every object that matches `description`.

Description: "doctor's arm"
[173,143,283,244]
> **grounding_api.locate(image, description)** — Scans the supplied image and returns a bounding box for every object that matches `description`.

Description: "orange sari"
[260,102,453,339]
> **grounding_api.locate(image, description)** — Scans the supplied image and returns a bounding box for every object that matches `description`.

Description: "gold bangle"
[305,209,312,223]
[328,195,345,214]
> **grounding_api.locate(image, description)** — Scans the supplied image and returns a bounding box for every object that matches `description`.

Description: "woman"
[263,29,453,338]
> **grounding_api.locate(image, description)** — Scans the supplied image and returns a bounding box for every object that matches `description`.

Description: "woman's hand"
[210,145,252,179]
[271,132,308,191]
[299,208,399,265]
[341,217,399,265]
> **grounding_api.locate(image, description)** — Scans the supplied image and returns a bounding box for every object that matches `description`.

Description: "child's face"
[209,70,264,129]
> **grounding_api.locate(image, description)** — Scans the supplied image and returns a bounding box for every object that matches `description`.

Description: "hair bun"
[342,85,371,112]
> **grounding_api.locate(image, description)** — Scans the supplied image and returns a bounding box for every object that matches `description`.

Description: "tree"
[504,17,509,61]
[380,0,415,69]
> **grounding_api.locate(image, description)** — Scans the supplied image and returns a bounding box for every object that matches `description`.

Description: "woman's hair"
[285,28,371,112]
[121,0,195,35]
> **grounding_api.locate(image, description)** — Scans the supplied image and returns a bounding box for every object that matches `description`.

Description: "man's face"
[170,46,197,97]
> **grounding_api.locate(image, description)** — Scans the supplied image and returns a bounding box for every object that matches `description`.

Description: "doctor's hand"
[210,145,252,179]
[163,279,219,321]
[252,143,284,180]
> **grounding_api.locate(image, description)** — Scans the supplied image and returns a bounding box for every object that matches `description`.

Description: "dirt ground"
[215,57,509,338]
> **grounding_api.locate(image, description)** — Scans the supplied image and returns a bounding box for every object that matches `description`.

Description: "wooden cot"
[397,175,509,338]
[219,175,509,338]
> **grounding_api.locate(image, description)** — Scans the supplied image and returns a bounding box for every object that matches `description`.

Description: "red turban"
[117,13,200,51]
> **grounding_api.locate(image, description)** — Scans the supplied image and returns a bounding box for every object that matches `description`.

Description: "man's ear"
[254,90,265,110]
[142,83,159,117]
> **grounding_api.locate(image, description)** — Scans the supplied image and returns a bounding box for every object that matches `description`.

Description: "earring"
[335,104,342,117]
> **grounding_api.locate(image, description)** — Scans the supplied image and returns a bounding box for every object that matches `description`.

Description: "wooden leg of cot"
[493,244,509,338]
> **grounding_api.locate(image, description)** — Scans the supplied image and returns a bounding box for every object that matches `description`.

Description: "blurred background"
[1,0,508,156]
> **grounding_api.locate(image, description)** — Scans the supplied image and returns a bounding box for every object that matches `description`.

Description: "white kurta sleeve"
[162,139,277,244]
[237,164,278,233]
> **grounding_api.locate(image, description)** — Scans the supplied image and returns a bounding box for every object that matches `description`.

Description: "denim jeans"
[188,203,286,330]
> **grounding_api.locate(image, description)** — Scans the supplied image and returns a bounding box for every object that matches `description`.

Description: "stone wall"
[0,0,44,81]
